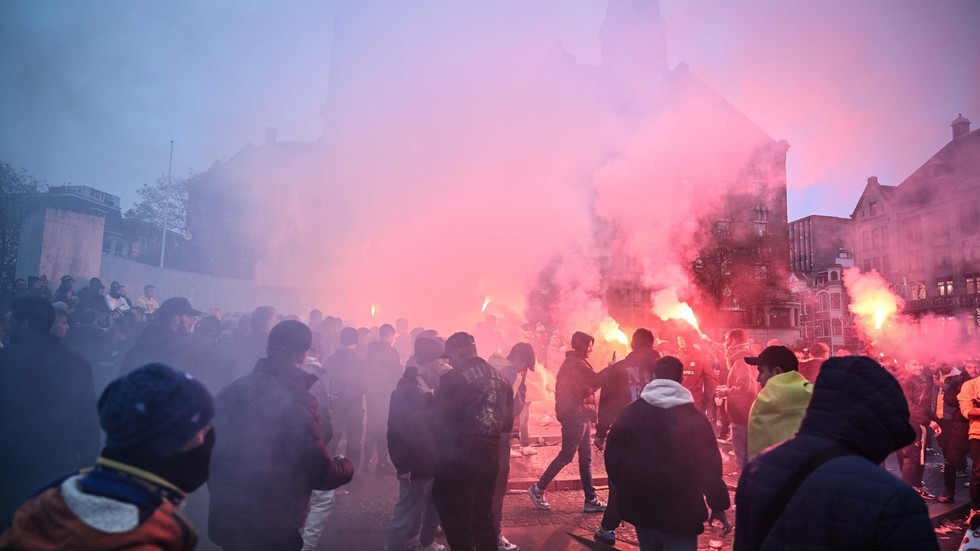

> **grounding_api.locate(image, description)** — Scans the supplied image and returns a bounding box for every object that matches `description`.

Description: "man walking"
[716,329,757,469]
[745,345,813,460]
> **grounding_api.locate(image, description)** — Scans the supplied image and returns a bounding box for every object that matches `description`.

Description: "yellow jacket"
[748,370,813,460]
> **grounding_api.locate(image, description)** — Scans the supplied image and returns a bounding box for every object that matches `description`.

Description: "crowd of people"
[0,273,977,550]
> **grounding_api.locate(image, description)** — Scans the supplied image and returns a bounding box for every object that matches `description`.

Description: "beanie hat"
[571,331,594,352]
[415,336,446,364]
[98,363,214,459]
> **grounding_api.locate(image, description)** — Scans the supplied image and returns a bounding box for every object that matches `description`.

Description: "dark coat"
[734,356,939,551]
[387,366,438,478]
[365,340,402,410]
[0,333,100,525]
[595,348,659,439]
[554,351,601,425]
[208,358,353,546]
[605,379,729,535]
[324,347,366,410]
[119,324,198,377]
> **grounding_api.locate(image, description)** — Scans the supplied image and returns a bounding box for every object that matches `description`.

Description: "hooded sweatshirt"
[747,370,813,460]
[605,378,730,535]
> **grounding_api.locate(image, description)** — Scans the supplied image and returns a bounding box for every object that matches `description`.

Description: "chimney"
[265,126,278,144]
[952,114,971,139]
[867,176,879,186]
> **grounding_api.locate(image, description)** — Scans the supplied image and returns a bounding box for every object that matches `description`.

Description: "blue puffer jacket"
[734,356,939,551]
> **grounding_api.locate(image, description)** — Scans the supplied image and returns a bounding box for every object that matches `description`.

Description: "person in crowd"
[49,303,70,339]
[430,332,513,551]
[63,308,117,395]
[120,297,200,376]
[488,342,536,551]
[76,277,109,313]
[835,347,853,357]
[528,331,606,514]
[592,328,659,545]
[26,275,52,301]
[296,350,340,551]
[385,337,445,551]
[53,275,75,305]
[676,331,717,418]
[0,363,214,550]
[325,326,367,470]
[394,318,413,363]
[895,357,942,500]
[0,296,100,525]
[134,284,159,315]
[364,323,402,473]
[798,342,829,383]
[105,281,131,314]
[716,329,757,469]
[605,356,731,551]
[957,358,980,516]
[209,320,354,551]
[745,345,813,461]
[936,360,972,503]
[734,356,940,550]
[415,335,450,390]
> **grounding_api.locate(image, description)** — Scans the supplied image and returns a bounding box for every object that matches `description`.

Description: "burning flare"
[370,303,377,318]
[652,288,703,335]
[481,296,491,313]
[598,316,629,346]
[843,268,904,332]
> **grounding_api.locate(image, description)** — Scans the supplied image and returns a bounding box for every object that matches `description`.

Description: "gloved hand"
[593,436,606,452]
[709,509,732,535]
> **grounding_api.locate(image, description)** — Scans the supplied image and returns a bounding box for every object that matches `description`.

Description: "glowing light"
[598,316,629,346]
[844,268,903,332]
[370,303,377,318]
[482,296,491,313]
[652,288,703,335]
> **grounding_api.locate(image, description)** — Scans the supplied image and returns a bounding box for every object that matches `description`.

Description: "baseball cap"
[158,297,201,320]
[745,345,799,371]
[442,332,476,358]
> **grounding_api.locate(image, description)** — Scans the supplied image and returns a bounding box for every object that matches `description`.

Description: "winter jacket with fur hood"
[605,378,730,535]
[734,356,938,551]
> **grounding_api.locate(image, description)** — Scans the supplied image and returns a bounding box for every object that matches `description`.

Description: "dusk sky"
[2,0,978,221]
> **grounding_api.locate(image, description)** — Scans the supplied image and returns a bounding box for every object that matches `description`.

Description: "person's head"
[13,279,27,293]
[6,296,55,338]
[653,356,684,383]
[724,328,747,349]
[904,358,923,377]
[339,326,358,348]
[194,316,221,340]
[143,285,156,299]
[507,342,537,371]
[27,276,39,289]
[50,307,70,339]
[631,328,655,350]
[810,342,830,360]
[396,318,410,333]
[937,362,954,375]
[157,297,200,334]
[309,309,323,326]
[251,306,277,334]
[746,345,800,388]
[209,308,222,320]
[570,331,594,358]
[415,336,446,364]
[965,358,980,379]
[109,281,124,298]
[98,363,215,493]
[444,332,478,367]
[267,320,313,367]
[59,275,74,289]
[835,347,852,357]
[379,323,396,344]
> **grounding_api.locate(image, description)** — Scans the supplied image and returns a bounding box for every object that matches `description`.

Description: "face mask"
[149,428,215,494]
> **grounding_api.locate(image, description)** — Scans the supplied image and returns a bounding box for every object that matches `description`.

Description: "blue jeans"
[535,420,596,501]
[384,476,439,551]
[732,423,748,470]
[635,526,697,551]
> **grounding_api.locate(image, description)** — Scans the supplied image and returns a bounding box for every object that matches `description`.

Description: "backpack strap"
[757,444,853,545]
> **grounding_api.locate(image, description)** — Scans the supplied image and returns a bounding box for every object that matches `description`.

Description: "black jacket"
[595,348,659,439]
[734,356,938,551]
[605,379,729,535]
[324,347,366,409]
[365,341,402,405]
[554,351,601,425]
[0,333,100,525]
[208,357,353,546]
[119,324,198,377]
[387,366,438,478]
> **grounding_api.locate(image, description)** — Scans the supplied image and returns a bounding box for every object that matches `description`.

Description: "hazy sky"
[2,0,978,221]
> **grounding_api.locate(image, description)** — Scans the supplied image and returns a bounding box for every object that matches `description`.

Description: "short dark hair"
[251,306,277,333]
[653,356,684,383]
[9,296,55,335]
[340,326,358,346]
[379,324,396,339]
[631,328,655,349]
[267,320,313,359]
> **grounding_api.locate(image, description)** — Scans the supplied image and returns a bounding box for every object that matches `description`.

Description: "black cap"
[442,332,476,358]
[745,345,799,371]
[158,297,201,320]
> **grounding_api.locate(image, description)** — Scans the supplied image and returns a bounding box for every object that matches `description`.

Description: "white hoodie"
[640,378,695,409]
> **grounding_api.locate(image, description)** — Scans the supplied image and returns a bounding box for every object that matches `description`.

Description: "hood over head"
[798,356,914,464]
[640,379,694,409]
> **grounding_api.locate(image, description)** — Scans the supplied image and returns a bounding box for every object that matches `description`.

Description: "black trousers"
[433,451,500,551]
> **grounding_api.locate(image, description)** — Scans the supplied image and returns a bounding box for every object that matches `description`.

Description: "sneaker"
[521,446,538,456]
[497,533,519,551]
[584,498,607,513]
[593,527,616,546]
[510,448,522,458]
[915,486,937,500]
[938,490,954,503]
[417,543,446,551]
[527,484,551,510]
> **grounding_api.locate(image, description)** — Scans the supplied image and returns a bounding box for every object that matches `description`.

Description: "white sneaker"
[497,533,519,551]
[510,447,522,458]
[527,484,551,510]
[417,542,445,551]
[521,446,538,456]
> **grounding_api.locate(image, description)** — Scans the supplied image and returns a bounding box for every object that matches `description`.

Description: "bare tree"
[0,162,45,281]
[125,175,189,235]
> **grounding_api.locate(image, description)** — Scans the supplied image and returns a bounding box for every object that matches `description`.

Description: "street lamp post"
[160,140,173,268]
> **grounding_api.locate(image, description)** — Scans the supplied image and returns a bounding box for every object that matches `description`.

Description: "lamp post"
[160,140,173,268]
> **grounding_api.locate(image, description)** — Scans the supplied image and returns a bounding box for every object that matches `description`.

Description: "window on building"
[754,264,769,280]
[872,228,880,250]
[869,201,878,216]
[113,242,124,257]
[862,231,870,251]
[872,257,881,273]
[752,206,769,221]
[935,245,952,267]
[715,220,731,234]
[907,250,924,272]
[830,271,839,281]
[905,216,923,245]
[832,319,843,336]
[754,222,768,237]
[967,274,977,295]
[937,278,953,297]
[882,227,891,249]
[831,293,842,310]
[882,255,891,276]
[102,240,112,254]
[818,293,830,312]
[863,259,872,272]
